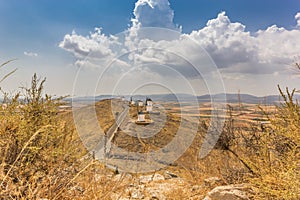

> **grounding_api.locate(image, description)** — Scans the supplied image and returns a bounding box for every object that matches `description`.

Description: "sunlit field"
[1,68,299,199]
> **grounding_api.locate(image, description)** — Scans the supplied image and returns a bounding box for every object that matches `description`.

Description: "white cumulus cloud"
[59,1,300,78]
[59,28,120,60]
[132,0,180,31]
[189,11,300,74]
[189,12,257,70]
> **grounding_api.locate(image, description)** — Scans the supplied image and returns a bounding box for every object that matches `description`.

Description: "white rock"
[139,174,165,184]
[203,184,251,200]
[131,188,145,199]
[146,187,166,200]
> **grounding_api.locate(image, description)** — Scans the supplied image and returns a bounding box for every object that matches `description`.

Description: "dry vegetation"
[0,61,299,199]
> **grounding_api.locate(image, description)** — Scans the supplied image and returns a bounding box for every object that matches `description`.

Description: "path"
[95,101,129,160]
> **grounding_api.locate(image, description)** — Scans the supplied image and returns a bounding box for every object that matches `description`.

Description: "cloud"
[132,0,180,31]
[59,28,120,60]
[296,12,300,27]
[189,11,300,74]
[59,1,300,78]
[256,25,300,65]
[24,51,38,57]
[189,12,257,69]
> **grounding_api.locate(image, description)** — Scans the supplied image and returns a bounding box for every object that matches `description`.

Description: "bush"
[244,86,300,200]
[0,73,90,199]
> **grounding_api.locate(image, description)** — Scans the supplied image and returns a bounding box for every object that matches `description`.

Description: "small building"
[58,105,72,113]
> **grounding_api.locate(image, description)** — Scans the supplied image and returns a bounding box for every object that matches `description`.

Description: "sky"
[0,0,300,97]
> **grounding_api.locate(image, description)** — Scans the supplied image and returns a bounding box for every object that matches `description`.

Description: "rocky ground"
[94,170,252,200]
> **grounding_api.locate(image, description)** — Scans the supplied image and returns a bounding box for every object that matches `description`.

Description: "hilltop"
[65,98,258,198]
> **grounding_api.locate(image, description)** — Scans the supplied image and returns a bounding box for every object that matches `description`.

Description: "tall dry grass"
[247,86,300,200]
[0,70,125,199]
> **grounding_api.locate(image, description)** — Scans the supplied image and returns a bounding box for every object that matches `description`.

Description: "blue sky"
[172,0,300,32]
[0,0,300,96]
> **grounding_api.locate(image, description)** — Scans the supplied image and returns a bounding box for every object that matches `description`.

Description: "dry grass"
[245,86,300,200]
[0,60,299,199]
[0,74,114,199]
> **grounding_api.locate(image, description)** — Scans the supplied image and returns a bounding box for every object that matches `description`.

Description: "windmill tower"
[146,97,153,112]
[137,111,146,122]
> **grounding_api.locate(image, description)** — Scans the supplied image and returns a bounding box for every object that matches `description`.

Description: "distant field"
[160,101,275,127]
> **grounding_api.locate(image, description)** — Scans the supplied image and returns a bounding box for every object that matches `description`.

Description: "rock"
[70,186,84,193]
[131,188,145,199]
[139,174,165,184]
[203,184,251,200]
[122,185,146,199]
[164,171,178,179]
[146,187,166,200]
